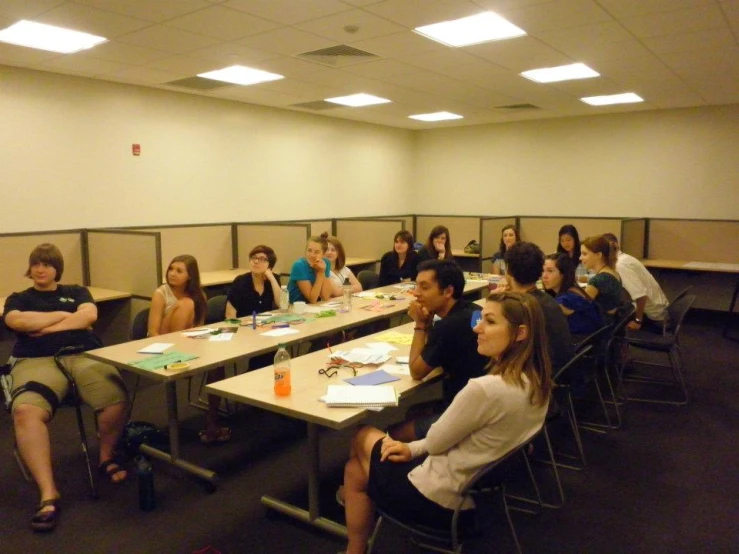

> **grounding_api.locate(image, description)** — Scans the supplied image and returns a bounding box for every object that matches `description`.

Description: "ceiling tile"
[258,55,333,77]
[362,0,483,28]
[722,1,739,29]
[396,47,486,72]
[214,85,306,106]
[38,54,132,76]
[166,5,280,40]
[187,41,280,66]
[497,0,614,34]
[348,31,446,57]
[466,36,573,72]
[79,40,172,65]
[658,45,739,80]
[146,54,224,75]
[533,21,635,53]
[620,4,728,38]
[237,27,338,56]
[0,0,65,20]
[594,0,716,19]
[224,0,352,25]
[642,27,736,56]
[116,24,222,53]
[34,2,151,39]
[341,58,422,78]
[0,43,61,65]
[294,8,407,43]
[74,0,212,23]
[101,66,187,83]
[340,0,386,5]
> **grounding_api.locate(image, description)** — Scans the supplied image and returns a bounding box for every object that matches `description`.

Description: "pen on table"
[327,341,333,355]
[252,311,257,330]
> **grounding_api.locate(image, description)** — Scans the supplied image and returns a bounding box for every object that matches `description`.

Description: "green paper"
[128,351,199,371]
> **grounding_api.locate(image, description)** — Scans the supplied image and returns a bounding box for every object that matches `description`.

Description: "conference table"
[205,321,441,537]
[85,278,490,487]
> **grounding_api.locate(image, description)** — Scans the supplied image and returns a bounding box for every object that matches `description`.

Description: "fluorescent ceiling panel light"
[581,92,644,106]
[0,20,107,54]
[521,63,599,83]
[414,12,526,48]
[198,65,284,86]
[325,93,391,107]
[409,111,464,122]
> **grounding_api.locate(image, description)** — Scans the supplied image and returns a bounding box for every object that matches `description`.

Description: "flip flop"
[198,426,231,445]
[31,498,61,532]
[99,459,128,484]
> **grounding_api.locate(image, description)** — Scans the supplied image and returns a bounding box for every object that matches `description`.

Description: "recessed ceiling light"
[0,20,107,54]
[521,63,600,83]
[581,93,644,106]
[409,111,464,122]
[414,12,526,48]
[325,93,391,107]
[198,65,284,86]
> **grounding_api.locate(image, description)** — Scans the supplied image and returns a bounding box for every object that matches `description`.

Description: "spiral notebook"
[324,385,398,408]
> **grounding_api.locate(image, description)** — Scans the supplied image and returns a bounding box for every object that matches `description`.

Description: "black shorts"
[366,438,474,530]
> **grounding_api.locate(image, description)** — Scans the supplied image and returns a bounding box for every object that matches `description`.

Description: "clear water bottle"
[273,343,291,396]
[279,285,289,311]
[575,263,589,283]
[341,278,352,313]
[136,455,156,511]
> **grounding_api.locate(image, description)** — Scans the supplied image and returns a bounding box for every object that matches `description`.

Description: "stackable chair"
[357,270,379,291]
[1,345,99,499]
[366,440,542,554]
[621,294,696,406]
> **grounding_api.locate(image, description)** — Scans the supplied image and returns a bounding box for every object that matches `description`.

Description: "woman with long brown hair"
[339,292,553,553]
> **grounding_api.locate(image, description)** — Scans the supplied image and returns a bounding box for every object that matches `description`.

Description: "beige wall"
[413,105,739,220]
[1,66,414,233]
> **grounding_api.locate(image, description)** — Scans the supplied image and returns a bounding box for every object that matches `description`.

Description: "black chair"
[621,294,696,406]
[131,307,150,340]
[205,295,228,324]
[1,346,98,499]
[366,440,541,554]
[357,270,379,291]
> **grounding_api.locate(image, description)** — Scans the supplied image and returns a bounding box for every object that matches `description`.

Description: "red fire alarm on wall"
[132,144,141,156]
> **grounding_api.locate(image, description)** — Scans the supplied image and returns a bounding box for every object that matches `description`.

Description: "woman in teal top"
[287,235,333,304]
[580,235,624,317]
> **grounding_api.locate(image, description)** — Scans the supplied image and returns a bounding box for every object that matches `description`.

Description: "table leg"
[138,381,218,485]
[722,278,739,340]
[261,422,348,537]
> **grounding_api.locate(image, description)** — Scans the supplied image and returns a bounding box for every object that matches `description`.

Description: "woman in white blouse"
[339,291,553,553]
[323,232,362,297]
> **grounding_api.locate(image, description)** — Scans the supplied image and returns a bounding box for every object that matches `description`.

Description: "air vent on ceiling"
[290,100,342,111]
[297,45,379,67]
[494,103,541,111]
[164,77,231,91]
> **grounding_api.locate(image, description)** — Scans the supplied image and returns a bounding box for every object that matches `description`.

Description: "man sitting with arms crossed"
[603,233,669,333]
[389,260,488,441]
[500,241,574,371]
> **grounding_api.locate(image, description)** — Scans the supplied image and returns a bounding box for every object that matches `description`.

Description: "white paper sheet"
[365,342,398,354]
[261,328,301,337]
[181,329,213,337]
[137,342,173,354]
[209,333,235,341]
[380,363,411,376]
[395,356,409,364]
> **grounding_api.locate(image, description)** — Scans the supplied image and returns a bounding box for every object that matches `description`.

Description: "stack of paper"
[324,385,398,408]
[329,348,391,365]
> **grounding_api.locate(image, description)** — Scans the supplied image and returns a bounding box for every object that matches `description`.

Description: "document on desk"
[365,341,397,354]
[330,348,391,365]
[261,327,300,337]
[379,363,411,376]
[344,369,400,386]
[137,342,173,354]
[374,331,413,345]
[181,329,213,337]
[209,333,235,341]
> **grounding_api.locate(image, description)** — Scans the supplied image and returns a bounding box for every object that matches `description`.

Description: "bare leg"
[13,404,59,509]
[160,298,195,334]
[97,401,129,482]
[387,419,417,442]
[345,426,386,554]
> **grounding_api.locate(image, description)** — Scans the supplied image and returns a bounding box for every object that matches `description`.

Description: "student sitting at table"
[490,224,520,276]
[3,244,129,532]
[389,260,488,442]
[378,230,418,286]
[542,253,604,338]
[225,245,281,318]
[339,292,552,554]
[580,236,624,319]
[416,225,453,263]
[287,235,334,304]
[148,255,228,444]
[323,233,362,297]
[498,242,574,371]
[557,224,588,280]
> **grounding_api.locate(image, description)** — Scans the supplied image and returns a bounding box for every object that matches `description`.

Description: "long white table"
[205,321,440,537]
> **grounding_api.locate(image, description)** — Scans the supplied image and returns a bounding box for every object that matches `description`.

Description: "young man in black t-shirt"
[3,244,128,532]
[390,260,488,441]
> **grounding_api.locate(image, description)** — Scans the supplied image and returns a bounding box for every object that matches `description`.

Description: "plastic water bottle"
[274,344,291,396]
[341,279,352,313]
[279,285,289,311]
[136,456,156,511]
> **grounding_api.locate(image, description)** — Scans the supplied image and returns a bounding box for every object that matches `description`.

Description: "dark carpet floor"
[2,313,738,554]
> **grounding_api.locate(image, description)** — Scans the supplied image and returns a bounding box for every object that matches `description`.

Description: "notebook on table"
[324,385,398,408]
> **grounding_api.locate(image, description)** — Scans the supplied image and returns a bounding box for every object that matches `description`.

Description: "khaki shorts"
[10,355,128,415]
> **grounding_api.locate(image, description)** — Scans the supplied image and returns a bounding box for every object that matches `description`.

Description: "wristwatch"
[634,318,642,324]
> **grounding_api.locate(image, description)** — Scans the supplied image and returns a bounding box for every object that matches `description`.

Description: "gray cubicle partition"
[620,218,647,259]
[480,217,518,273]
[415,215,481,249]
[234,222,311,275]
[518,216,624,254]
[0,230,85,296]
[334,218,405,263]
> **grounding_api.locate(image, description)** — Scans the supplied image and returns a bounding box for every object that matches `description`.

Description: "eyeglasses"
[318,363,360,378]
[250,256,269,263]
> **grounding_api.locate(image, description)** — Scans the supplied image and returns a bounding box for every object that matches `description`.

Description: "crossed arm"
[5,303,97,336]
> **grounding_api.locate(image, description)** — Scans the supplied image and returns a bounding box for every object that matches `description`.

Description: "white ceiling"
[1,0,737,129]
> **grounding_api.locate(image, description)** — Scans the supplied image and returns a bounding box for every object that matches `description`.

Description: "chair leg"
[501,485,523,554]
[622,347,688,406]
[366,515,383,554]
[73,402,99,499]
[578,378,612,434]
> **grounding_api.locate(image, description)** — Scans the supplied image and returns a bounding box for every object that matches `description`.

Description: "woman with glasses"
[338,292,552,554]
[287,235,334,304]
[225,245,281,318]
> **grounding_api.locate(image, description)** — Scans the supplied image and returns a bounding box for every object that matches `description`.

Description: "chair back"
[671,286,693,304]
[575,324,613,354]
[131,308,150,340]
[357,270,379,290]
[665,294,696,339]
[553,344,594,386]
[462,434,534,496]
[206,295,228,324]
